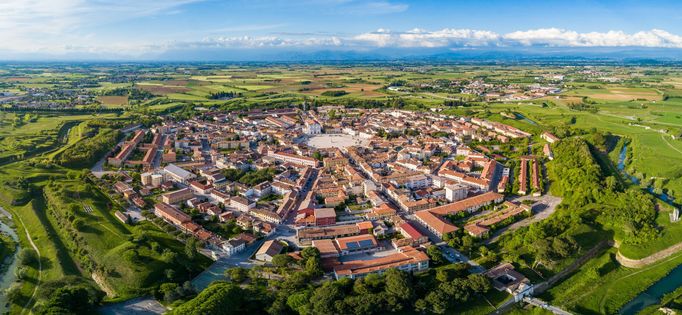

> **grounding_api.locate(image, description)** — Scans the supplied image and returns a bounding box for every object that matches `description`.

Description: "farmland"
[1,63,682,314]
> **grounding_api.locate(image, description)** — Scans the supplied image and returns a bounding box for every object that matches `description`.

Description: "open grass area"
[0,111,209,310]
[618,201,682,259]
[544,248,682,314]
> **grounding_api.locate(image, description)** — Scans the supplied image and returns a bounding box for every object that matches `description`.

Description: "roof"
[356,221,374,231]
[298,224,360,240]
[312,239,339,257]
[164,163,193,179]
[256,240,284,258]
[335,234,377,251]
[415,210,458,235]
[429,192,503,216]
[333,246,428,277]
[154,202,191,223]
[399,222,424,240]
[464,224,489,237]
[314,208,336,219]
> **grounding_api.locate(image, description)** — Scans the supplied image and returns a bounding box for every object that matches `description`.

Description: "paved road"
[405,215,485,273]
[484,194,562,245]
[191,225,297,290]
[99,297,166,315]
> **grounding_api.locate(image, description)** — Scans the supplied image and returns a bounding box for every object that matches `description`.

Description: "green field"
[544,249,682,314]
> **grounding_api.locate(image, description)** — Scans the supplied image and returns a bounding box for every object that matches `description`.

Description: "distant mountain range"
[153,46,682,64]
[2,46,681,64]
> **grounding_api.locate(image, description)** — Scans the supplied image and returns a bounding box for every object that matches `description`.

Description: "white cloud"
[3,14,682,58]
[354,28,500,47]
[351,28,682,49]
[503,28,682,48]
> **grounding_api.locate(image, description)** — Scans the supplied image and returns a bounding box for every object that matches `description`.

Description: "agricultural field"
[1,63,682,314]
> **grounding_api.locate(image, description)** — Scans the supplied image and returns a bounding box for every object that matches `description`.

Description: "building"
[154,202,191,226]
[445,184,469,202]
[543,143,554,160]
[161,188,194,204]
[230,196,255,212]
[484,262,533,301]
[414,210,458,238]
[189,181,213,195]
[163,163,196,184]
[297,223,362,244]
[335,234,379,256]
[541,131,560,144]
[222,239,246,256]
[398,222,429,245]
[314,208,337,226]
[250,208,282,224]
[268,151,318,167]
[333,246,429,279]
[428,192,504,216]
[304,119,322,134]
[255,240,284,262]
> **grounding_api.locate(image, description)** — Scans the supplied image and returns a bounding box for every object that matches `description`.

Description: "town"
[97,104,558,299]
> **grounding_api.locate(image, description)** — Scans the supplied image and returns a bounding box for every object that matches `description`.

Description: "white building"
[446,184,469,202]
[304,119,322,134]
[163,164,196,184]
[222,239,246,256]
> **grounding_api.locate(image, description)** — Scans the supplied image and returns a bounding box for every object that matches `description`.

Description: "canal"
[619,264,682,314]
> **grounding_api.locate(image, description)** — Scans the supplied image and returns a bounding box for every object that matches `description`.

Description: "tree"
[37,286,102,315]
[466,274,492,294]
[159,283,180,302]
[18,248,38,266]
[305,255,323,277]
[225,267,248,283]
[605,175,618,191]
[310,282,344,315]
[287,291,312,315]
[272,254,295,268]
[384,269,414,306]
[185,237,198,260]
[426,245,446,266]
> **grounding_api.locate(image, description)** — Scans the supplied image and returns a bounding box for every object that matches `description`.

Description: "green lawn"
[618,201,682,259]
[544,248,682,314]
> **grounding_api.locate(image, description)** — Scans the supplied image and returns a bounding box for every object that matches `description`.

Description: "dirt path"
[661,134,682,155]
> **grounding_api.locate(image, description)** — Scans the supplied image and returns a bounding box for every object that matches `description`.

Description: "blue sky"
[1,0,682,59]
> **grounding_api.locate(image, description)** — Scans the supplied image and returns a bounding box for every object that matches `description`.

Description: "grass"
[544,248,682,314]
[0,110,209,310]
[618,201,682,259]
[456,289,511,315]
[483,98,682,200]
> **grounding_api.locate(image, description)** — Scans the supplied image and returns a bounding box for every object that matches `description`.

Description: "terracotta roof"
[415,210,458,235]
[429,192,503,216]
[399,222,424,240]
[333,246,428,277]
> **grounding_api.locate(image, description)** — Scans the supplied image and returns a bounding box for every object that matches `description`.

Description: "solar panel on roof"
[347,242,359,249]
